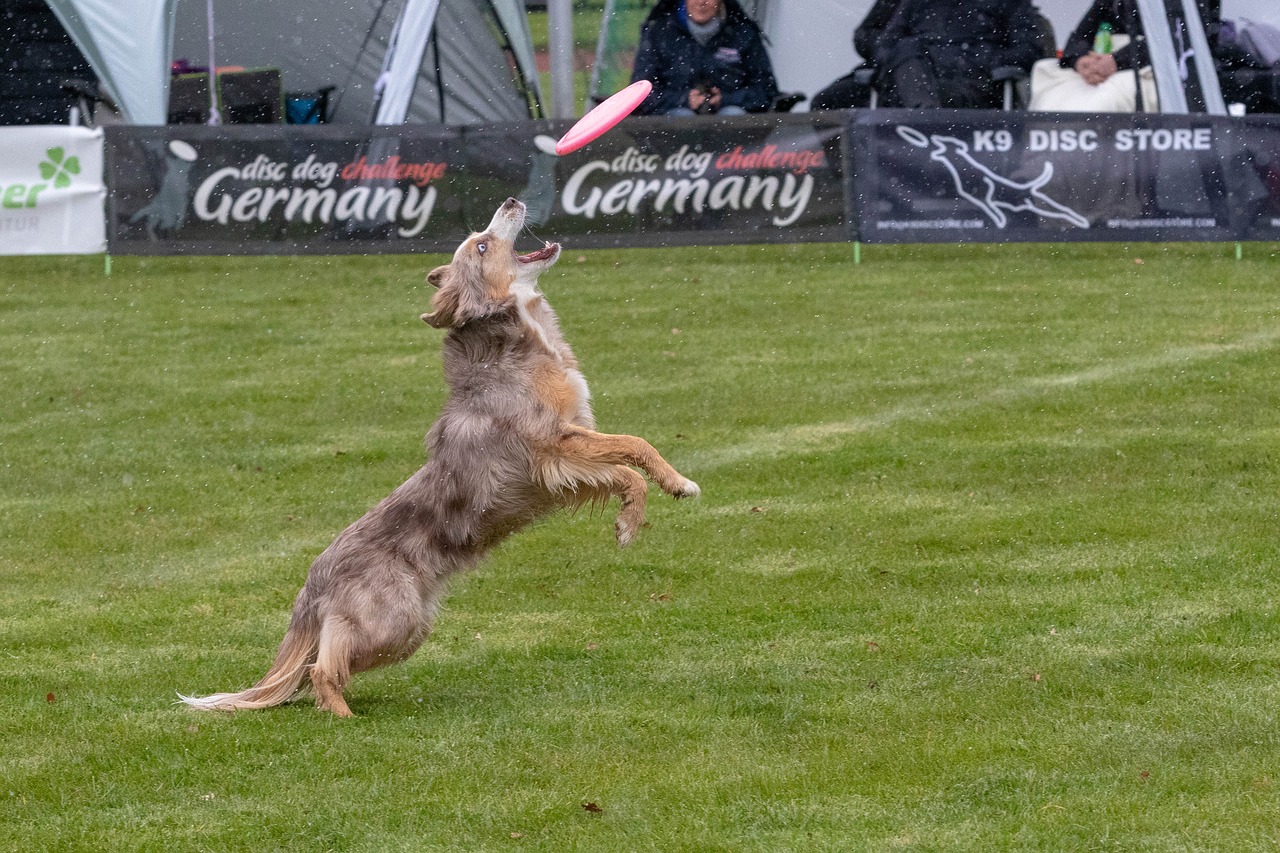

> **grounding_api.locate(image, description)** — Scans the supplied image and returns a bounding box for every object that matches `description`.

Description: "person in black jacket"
[1057,0,1276,112]
[810,0,902,111]
[874,0,1044,108]
[631,0,778,116]
[1060,0,1218,81]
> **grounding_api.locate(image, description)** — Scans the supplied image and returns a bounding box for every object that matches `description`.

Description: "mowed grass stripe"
[690,321,1280,470]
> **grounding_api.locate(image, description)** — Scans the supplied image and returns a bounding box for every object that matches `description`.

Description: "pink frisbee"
[555,80,652,156]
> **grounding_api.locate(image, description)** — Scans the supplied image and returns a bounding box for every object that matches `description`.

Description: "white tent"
[41,0,543,126]
[43,0,176,125]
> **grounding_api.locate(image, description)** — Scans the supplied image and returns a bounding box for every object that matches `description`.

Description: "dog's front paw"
[674,478,700,499]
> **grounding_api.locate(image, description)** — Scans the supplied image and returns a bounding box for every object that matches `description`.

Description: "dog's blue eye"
[477,242,487,254]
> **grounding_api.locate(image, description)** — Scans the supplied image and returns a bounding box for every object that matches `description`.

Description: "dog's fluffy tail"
[178,606,319,712]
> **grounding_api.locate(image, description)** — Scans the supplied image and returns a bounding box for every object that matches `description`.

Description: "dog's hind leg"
[552,426,700,500]
[311,618,357,718]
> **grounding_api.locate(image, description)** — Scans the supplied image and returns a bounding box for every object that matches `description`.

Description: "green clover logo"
[38,147,81,189]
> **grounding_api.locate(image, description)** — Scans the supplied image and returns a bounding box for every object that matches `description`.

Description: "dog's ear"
[421,285,460,328]
[426,265,449,289]
[423,268,499,329]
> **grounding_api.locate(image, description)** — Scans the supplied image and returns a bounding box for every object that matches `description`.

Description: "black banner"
[105,114,846,255]
[847,109,1274,244]
[104,111,1280,254]
[107,125,465,255]
[528,113,846,248]
[1231,114,1280,242]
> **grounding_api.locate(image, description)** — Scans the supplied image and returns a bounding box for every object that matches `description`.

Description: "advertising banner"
[847,109,1257,244]
[522,112,847,248]
[102,111,1280,255]
[0,126,105,255]
[106,126,467,255]
[1232,115,1280,242]
[105,114,847,254]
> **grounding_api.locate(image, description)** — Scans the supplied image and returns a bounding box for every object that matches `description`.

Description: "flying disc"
[555,80,652,156]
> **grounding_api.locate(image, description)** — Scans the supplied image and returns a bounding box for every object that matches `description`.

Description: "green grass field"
[2,242,1279,850]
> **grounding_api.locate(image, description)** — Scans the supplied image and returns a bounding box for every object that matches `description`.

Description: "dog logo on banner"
[896,125,1089,230]
[130,139,198,238]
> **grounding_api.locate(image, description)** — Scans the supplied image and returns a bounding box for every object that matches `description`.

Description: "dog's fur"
[180,198,699,717]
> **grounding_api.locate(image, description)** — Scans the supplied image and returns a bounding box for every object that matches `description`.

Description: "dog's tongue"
[518,243,559,263]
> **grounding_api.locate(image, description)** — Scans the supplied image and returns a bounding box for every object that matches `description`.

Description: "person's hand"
[1075,52,1118,86]
[688,86,722,114]
[1091,53,1118,83]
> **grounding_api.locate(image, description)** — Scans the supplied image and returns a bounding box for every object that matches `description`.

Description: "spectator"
[1030,0,1154,111]
[1060,0,1212,83]
[1217,17,1280,113]
[631,0,778,116]
[872,0,1044,109]
[810,0,902,111]
[1032,0,1251,113]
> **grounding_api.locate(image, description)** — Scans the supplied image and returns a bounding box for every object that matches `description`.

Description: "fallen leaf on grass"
[510,832,525,839]
[582,802,603,814]
[865,641,881,653]
[45,693,55,703]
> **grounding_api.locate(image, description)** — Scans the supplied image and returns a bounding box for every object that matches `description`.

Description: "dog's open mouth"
[517,243,560,263]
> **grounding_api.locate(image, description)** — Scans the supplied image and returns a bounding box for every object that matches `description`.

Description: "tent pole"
[206,0,222,125]
[334,0,395,121]
[432,25,445,122]
[547,0,575,118]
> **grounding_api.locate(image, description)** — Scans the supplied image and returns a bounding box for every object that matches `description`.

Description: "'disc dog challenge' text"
[561,143,826,227]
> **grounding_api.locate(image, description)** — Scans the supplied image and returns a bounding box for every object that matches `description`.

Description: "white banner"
[0,126,105,255]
